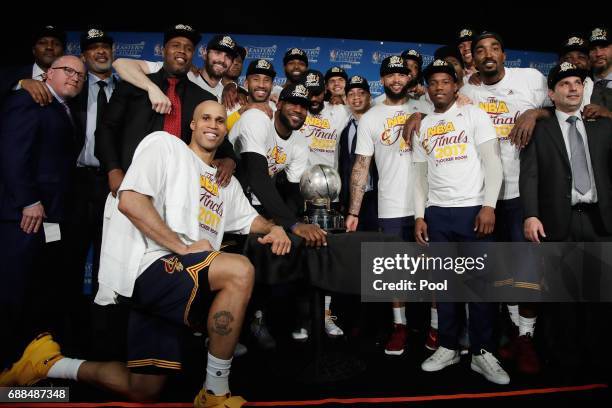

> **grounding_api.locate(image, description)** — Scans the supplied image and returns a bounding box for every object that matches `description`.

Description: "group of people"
[0,22,610,407]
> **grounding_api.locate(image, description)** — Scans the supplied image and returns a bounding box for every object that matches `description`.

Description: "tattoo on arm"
[211,310,234,336]
[349,155,372,215]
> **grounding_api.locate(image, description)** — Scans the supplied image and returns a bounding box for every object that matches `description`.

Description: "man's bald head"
[46,55,86,99]
[189,100,228,157]
[192,100,227,121]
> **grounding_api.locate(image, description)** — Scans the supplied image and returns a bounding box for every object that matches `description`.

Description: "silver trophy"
[299,164,345,231]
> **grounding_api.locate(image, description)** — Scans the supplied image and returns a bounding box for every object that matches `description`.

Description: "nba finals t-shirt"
[299,102,351,168]
[355,103,414,218]
[461,67,548,200]
[414,103,498,207]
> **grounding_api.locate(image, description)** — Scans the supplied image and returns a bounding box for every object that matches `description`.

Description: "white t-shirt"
[461,67,549,200]
[145,61,224,102]
[414,103,498,207]
[120,137,258,273]
[583,76,594,109]
[228,109,309,205]
[355,103,415,218]
[299,102,351,168]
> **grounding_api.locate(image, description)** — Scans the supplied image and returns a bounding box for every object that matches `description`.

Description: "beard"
[205,60,225,80]
[383,83,409,102]
[309,100,324,115]
[279,109,305,131]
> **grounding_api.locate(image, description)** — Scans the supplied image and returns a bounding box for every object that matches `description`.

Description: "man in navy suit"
[0,55,86,367]
[0,25,65,108]
[338,75,378,231]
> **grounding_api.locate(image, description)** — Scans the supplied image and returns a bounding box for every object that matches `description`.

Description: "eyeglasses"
[51,66,86,81]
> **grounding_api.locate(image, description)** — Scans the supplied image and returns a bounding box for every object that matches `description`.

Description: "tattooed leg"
[206,253,255,359]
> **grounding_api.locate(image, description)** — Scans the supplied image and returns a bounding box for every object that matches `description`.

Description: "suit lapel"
[545,117,571,170]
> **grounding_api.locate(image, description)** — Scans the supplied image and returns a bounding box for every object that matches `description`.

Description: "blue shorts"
[378,216,415,242]
[125,251,221,374]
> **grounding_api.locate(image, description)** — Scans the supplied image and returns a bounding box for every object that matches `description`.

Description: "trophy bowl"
[299,165,344,231]
[299,164,342,204]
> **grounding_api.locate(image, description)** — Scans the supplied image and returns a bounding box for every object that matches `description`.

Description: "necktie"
[348,119,358,155]
[567,115,591,194]
[61,101,74,126]
[163,77,182,138]
[594,79,610,90]
[96,80,108,128]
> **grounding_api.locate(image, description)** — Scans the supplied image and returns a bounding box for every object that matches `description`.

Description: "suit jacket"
[590,82,612,111]
[520,111,612,240]
[337,117,378,211]
[95,69,236,172]
[0,90,77,222]
[0,65,32,108]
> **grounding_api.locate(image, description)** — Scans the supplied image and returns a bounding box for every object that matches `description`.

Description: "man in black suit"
[520,62,612,370]
[520,62,612,242]
[338,75,378,231]
[95,24,237,198]
[0,55,86,367]
[0,25,65,107]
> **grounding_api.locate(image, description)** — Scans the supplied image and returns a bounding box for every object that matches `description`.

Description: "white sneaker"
[471,349,510,384]
[292,328,309,342]
[324,313,344,338]
[421,346,460,372]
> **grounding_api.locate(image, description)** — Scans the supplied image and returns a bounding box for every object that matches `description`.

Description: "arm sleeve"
[413,162,428,219]
[477,139,503,208]
[0,93,40,208]
[519,129,540,218]
[241,152,297,229]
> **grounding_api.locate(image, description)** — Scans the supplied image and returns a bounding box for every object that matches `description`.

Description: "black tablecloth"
[244,231,402,294]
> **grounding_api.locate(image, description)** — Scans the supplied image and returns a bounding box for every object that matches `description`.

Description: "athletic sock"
[519,315,537,337]
[430,307,438,330]
[46,357,84,381]
[393,307,406,325]
[204,352,232,396]
[507,304,519,327]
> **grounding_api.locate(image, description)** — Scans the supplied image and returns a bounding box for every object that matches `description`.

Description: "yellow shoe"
[193,388,246,408]
[0,333,63,386]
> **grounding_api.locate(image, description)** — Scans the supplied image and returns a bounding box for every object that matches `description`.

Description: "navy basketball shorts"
[125,251,221,374]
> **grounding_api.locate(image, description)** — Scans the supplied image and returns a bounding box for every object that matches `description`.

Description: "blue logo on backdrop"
[65,31,557,86]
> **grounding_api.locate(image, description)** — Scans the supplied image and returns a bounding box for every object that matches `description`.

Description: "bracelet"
[348,212,359,218]
[17,79,24,88]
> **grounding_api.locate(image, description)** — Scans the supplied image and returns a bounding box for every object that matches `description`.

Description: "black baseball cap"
[235,45,247,61]
[434,45,464,68]
[246,59,276,79]
[345,75,370,94]
[164,24,201,47]
[547,62,588,90]
[207,34,238,58]
[80,28,113,51]
[283,48,308,66]
[324,66,348,82]
[588,27,610,47]
[380,55,410,77]
[32,25,66,47]
[457,28,475,44]
[423,59,458,84]
[300,69,325,95]
[279,83,310,107]
[401,49,423,68]
[471,31,505,55]
[559,36,589,57]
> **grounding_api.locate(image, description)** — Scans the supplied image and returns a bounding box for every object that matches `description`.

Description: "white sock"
[204,352,232,396]
[430,307,438,330]
[254,310,263,319]
[324,295,331,311]
[519,315,537,337]
[46,357,84,381]
[507,304,519,327]
[393,307,406,325]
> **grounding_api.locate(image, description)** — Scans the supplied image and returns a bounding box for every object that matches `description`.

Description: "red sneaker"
[516,334,541,374]
[384,324,407,355]
[425,327,438,351]
[498,325,519,360]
